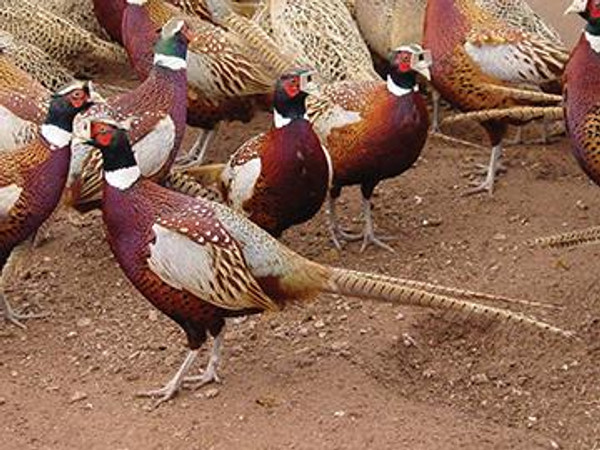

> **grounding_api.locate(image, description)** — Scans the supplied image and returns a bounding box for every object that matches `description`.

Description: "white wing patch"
[311,103,362,141]
[133,116,176,177]
[222,157,261,213]
[148,223,218,300]
[0,184,22,218]
[464,41,559,84]
[0,106,36,150]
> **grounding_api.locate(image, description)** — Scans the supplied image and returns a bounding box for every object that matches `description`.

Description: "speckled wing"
[464,28,567,85]
[187,19,276,98]
[307,81,380,142]
[148,202,280,312]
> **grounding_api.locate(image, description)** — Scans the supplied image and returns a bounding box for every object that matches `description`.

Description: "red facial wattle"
[283,82,300,98]
[96,132,113,147]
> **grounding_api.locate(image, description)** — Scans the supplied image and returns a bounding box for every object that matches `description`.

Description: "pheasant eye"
[69,89,87,107]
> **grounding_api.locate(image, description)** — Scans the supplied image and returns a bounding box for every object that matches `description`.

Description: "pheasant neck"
[386,74,418,97]
[586,22,600,52]
[153,53,187,70]
[273,92,309,128]
[40,124,71,149]
[102,133,141,190]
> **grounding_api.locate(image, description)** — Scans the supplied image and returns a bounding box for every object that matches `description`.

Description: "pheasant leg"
[176,128,217,169]
[359,197,395,253]
[326,196,361,250]
[464,144,503,196]
[185,332,223,389]
[137,349,199,407]
[1,242,47,328]
[431,89,441,133]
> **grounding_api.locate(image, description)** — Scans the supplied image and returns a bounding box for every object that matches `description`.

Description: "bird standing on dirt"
[530,0,600,249]
[181,69,331,237]
[307,45,431,252]
[66,18,192,212]
[423,0,568,195]
[0,81,98,326]
[81,116,568,406]
[120,0,290,166]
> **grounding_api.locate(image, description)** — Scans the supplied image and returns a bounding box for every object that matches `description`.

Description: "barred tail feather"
[528,226,600,249]
[320,267,572,337]
[442,106,563,126]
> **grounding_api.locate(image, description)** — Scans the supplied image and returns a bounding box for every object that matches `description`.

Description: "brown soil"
[2,3,599,450]
[1,114,599,449]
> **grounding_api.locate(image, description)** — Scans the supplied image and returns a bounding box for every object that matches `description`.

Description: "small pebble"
[69,391,88,403]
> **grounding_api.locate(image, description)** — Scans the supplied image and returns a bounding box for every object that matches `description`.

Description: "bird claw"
[360,233,396,253]
[136,380,181,408]
[467,163,507,178]
[463,178,495,197]
[2,304,48,329]
[183,368,221,390]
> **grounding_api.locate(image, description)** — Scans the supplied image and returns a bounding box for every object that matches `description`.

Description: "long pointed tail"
[527,226,600,249]
[442,106,563,126]
[315,266,572,337]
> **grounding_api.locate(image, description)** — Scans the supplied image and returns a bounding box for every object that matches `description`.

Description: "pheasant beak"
[87,82,106,104]
[565,0,587,15]
[411,50,433,81]
[299,70,320,95]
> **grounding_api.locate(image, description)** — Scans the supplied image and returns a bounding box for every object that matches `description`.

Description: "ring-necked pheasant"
[180,69,330,237]
[81,116,569,406]
[66,18,191,211]
[423,0,568,195]
[121,0,290,166]
[530,0,600,249]
[307,45,431,252]
[0,80,98,326]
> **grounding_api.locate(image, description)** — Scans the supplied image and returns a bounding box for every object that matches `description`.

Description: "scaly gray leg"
[464,143,503,196]
[358,196,395,253]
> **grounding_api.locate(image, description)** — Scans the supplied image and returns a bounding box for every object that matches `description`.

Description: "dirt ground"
[2,2,600,450]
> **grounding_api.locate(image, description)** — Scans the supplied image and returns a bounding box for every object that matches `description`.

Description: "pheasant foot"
[185,333,223,390]
[326,196,361,249]
[1,295,47,329]
[463,144,503,197]
[359,197,395,253]
[137,349,198,408]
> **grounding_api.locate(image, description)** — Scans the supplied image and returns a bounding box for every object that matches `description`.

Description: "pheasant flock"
[0,0,596,410]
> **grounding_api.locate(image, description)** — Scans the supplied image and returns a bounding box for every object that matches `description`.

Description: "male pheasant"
[531,0,600,249]
[66,18,191,211]
[0,81,98,326]
[307,45,431,252]
[121,0,290,166]
[82,116,569,406]
[182,69,331,237]
[423,0,568,195]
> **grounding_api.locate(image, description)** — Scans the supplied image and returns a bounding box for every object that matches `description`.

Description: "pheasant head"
[566,0,600,27]
[387,44,432,95]
[42,81,100,148]
[273,69,317,128]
